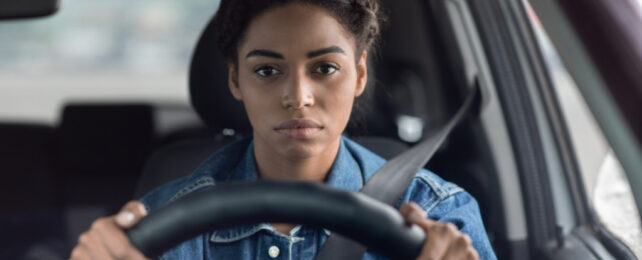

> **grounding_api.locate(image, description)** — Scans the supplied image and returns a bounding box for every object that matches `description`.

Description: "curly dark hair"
[212,0,384,63]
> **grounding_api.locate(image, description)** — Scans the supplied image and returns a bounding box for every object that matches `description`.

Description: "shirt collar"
[225,139,259,182]
[211,136,363,242]
[323,137,365,192]
[223,137,364,190]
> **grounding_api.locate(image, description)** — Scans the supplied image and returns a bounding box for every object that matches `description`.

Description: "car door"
[526,0,642,258]
[427,0,642,259]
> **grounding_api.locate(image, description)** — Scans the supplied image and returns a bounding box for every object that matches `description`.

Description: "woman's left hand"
[400,202,480,260]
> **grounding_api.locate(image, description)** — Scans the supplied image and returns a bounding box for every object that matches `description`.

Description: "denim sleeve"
[427,191,497,260]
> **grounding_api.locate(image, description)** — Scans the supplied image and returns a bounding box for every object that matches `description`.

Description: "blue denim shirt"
[140,136,497,260]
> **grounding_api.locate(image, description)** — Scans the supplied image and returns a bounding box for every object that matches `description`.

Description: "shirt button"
[268,245,280,258]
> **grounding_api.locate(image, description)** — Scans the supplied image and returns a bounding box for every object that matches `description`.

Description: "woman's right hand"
[400,202,479,260]
[70,201,149,260]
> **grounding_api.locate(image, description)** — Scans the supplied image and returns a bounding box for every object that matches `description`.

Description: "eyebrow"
[244,46,346,60]
[307,46,346,58]
[245,49,284,59]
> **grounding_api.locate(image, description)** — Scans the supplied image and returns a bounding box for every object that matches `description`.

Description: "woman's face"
[229,2,368,159]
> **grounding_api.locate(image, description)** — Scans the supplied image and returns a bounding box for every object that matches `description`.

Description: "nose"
[281,71,314,110]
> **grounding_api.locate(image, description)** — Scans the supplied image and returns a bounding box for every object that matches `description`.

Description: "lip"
[274,119,324,139]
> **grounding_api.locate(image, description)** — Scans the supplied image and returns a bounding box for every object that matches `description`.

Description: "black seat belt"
[315,79,482,260]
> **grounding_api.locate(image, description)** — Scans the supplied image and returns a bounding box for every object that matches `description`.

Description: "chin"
[278,140,324,159]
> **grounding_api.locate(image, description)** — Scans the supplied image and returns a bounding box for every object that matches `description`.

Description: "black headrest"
[57,104,154,175]
[189,18,252,136]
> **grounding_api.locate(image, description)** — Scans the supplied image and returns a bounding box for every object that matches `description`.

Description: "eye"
[314,64,338,75]
[254,66,280,78]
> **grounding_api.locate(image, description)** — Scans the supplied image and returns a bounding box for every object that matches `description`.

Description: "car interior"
[8,0,640,259]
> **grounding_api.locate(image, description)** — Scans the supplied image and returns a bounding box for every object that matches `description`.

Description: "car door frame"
[424,0,640,259]
[528,0,642,257]
[528,0,642,221]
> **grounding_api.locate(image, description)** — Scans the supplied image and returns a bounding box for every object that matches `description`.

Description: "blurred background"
[0,0,220,124]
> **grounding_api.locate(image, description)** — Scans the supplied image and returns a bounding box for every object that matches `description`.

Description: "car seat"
[0,123,67,259]
[56,103,154,210]
[0,123,57,212]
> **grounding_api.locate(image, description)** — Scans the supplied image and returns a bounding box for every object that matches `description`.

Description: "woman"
[71,0,496,259]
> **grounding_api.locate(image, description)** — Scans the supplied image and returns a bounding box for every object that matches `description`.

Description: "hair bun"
[355,0,379,12]
[353,0,381,48]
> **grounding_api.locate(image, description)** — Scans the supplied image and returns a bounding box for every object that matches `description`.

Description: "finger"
[400,202,426,220]
[76,231,112,260]
[87,232,114,260]
[401,202,423,215]
[114,201,147,229]
[443,233,479,260]
[399,202,414,218]
[70,245,91,260]
[92,216,148,259]
[417,223,458,260]
[400,202,433,230]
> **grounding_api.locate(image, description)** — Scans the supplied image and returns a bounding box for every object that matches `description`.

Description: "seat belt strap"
[315,79,481,260]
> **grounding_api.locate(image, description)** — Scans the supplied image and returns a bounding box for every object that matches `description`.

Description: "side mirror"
[0,0,59,20]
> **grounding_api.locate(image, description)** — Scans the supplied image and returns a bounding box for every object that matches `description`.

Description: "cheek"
[323,95,355,137]
[237,80,277,129]
[322,77,358,128]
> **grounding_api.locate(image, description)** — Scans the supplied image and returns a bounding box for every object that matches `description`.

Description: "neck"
[253,138,341,182]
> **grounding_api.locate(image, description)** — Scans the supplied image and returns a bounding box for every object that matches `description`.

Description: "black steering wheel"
[126,180,426,259]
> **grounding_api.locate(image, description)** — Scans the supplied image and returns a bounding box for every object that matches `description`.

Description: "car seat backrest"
[133,137,234,198]
[189,18,251,137]
[0,123,57,212]
[56,104,154,208]
[57,104,154,175]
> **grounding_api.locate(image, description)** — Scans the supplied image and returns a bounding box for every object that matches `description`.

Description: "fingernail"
[116,211,135,225]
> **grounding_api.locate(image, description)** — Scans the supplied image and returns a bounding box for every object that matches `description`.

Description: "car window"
[523,1,642,258]
[636,0,642,16]
[0,0,220,124]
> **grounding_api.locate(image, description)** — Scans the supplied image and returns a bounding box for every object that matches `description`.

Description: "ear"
[228,61,243,100]
[355,51,368,97]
